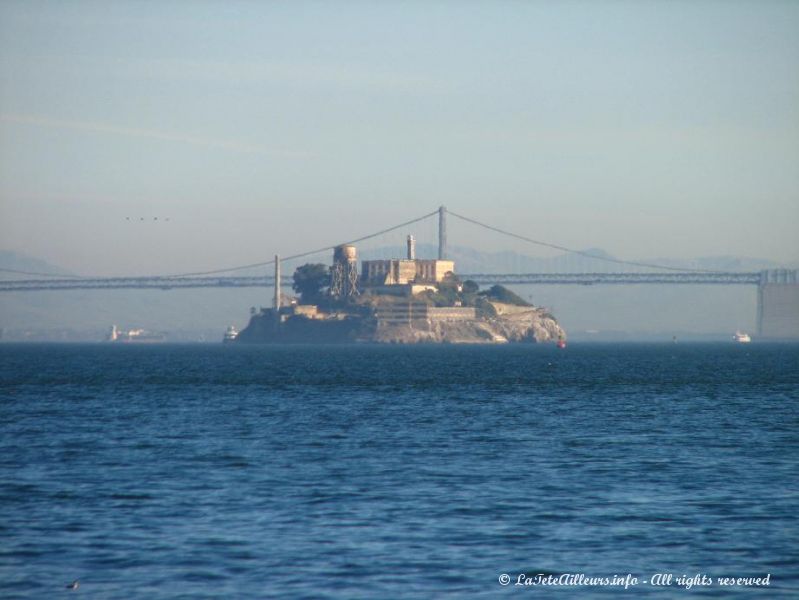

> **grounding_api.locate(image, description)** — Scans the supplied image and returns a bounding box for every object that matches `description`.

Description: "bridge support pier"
[438,205,447,260]
[757,270,799,339]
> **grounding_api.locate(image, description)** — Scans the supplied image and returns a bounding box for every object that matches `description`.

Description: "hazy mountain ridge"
[0,250,75,278]
[359,244,785,274]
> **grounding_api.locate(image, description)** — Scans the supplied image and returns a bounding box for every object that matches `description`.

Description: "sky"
[1,0,798,276]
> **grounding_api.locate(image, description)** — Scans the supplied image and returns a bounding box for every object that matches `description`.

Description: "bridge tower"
[438,205,447,260]
[757,269,799,338]
[273,255,281,310]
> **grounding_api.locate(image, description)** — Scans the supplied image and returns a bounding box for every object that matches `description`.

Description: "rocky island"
[236,237,565,345]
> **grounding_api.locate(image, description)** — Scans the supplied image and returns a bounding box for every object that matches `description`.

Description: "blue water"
[1,343,797,598]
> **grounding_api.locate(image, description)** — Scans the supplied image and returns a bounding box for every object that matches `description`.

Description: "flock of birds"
[125,217,170,221]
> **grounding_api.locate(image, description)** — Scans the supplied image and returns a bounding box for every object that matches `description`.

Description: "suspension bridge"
[0,271,778,292]
[1,207,797,337]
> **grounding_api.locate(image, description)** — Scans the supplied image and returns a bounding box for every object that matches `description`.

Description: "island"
[236,237,566,344]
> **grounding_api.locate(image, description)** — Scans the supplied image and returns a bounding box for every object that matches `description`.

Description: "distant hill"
[0,249,267,342]
[0,250,75,279]
[360,243,782,274]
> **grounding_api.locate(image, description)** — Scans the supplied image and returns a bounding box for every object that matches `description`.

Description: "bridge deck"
[0,271,776,291]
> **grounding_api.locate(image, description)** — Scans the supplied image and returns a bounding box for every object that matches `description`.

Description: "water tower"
[330,244,359,300]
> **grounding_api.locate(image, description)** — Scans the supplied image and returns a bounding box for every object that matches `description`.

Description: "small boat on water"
[106,325,166,343]
[733,331,751,343]
[223,326,239,343]
[557,334,566,349]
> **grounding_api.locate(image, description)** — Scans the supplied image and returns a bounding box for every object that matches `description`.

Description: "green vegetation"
[416,275,486,308]
[479,284,531,306]
[416,279,529,309]
[460,279,480,307]
[474,296,497,317]
[462,280,479,295]
[426,273,459,306]
[292,263,329,304]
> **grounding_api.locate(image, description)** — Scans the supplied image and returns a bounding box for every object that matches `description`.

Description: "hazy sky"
[1,1,797,276]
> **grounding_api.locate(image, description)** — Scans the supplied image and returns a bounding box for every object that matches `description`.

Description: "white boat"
[223,326,239,343]
[733,331,751,343]
[106,324,166,343]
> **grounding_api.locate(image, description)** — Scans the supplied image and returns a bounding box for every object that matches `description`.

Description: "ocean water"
[1,342,797,599]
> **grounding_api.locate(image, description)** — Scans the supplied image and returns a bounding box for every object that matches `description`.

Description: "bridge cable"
[162,209,439,278]
[0,267,84,278]
[446,209,714,273]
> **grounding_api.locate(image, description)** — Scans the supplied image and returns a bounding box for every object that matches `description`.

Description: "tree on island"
[462,280,480,295]
[292,263,329,304]
[420,275,487,308]
[480,284,531,306]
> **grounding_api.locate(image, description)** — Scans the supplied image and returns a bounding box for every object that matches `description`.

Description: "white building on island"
[361,235,455,288]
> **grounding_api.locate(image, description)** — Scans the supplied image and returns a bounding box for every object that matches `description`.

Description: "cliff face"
[483,302,565,343]
[236,313,366,343]
[373,320,499,344]
[371,302,565,344]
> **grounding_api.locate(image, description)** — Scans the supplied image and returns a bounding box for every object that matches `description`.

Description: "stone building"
[361,235,455,287]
